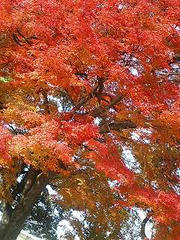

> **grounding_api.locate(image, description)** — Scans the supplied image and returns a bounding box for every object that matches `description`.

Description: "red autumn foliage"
[0,0,179,238]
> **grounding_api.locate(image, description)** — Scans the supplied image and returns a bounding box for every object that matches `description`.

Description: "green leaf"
[0,77,12,83]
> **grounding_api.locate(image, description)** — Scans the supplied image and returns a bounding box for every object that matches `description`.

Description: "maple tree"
[0,0,180,239]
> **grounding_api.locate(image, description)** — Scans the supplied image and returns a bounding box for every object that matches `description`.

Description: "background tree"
[0,0,179,239]
[23,188,64,240]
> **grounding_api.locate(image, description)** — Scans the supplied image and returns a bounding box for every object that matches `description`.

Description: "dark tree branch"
[12,34,23,46]
[73,76,106,112]
[106,95,124,109]
[74,72,88,79]
[40,89,51,114]
[100,120,137,133]
[90,94,124,117]
[0,169,55,240]
[73,82,99,110]
[0,202,13,227]
[16,29,35,45]
[140,211,153,239]
[12,29,37,46]
[96,77,105,103]
[174,54,180,62]
[7,125,28,135]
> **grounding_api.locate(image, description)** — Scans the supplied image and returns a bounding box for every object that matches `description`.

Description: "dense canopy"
[0,0,180,239]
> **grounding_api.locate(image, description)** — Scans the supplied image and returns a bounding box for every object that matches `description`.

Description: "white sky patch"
[57,220,80,240]
[172,64,179,69]
[129,67,139,76]
[118,3,126,10]
[174,24,180,32]
[135,208,154,239]
[48,96,63,112]
[173,168,180,195]
[94,117,101,125]
[131,132,140,141]
[71,210,85,222]
[70,210,89,229]
[46,185,57,195]
[131,129,151,144]
[122,146,141,173]
[176,168,180,178]
[0,208,2,220]
[121,207,155,240]
[118,4,124,10]
[18,230,43,240]
[108,179,119,188]
[48,95,73,112]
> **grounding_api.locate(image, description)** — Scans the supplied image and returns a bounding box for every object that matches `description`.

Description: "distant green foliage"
[0,77,12,83]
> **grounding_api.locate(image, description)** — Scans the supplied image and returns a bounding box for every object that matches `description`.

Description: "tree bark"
[0,170,51,240]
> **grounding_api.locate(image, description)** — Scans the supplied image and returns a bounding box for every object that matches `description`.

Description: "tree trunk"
[0,170,51,240]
